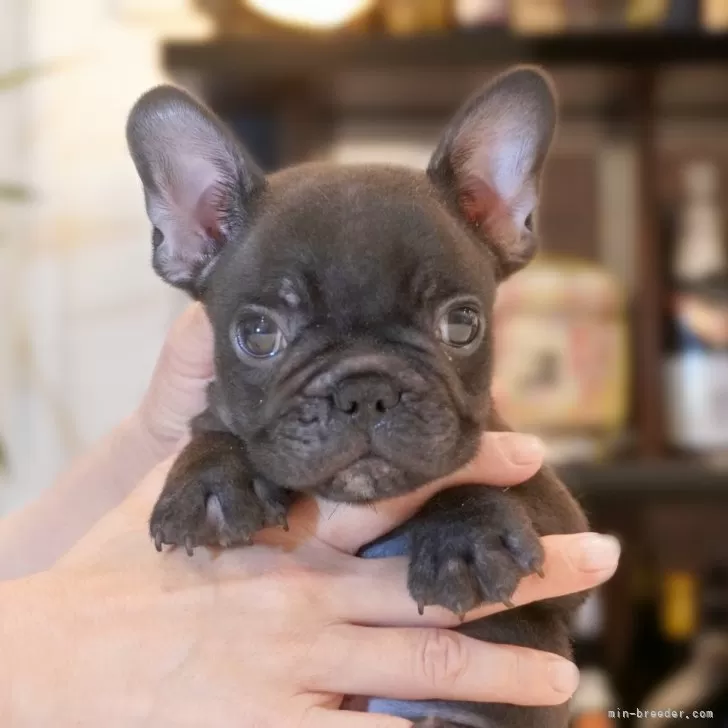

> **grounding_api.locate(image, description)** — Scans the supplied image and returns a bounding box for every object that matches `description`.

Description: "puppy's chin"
[317,457,411,503]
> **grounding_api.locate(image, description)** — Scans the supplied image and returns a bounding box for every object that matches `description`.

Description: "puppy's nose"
[333,375,401,419]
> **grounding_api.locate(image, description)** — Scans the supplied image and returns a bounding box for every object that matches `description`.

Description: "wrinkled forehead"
[216,165,498,316]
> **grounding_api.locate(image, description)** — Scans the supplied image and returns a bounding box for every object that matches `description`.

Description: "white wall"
[0,0,211,513]
[0,0,31,504]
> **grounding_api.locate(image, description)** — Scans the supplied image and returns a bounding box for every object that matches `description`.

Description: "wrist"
[0,414,174,582]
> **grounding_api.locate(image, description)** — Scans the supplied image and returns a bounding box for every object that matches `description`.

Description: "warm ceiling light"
[247,0,375,30]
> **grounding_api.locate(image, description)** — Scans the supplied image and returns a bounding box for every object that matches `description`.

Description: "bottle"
[453,0,508,27]
[510,0,567,34]
[621,560,668,706]
[564,0,627,30]
[703,0,728,30]
[663,161,728,456]
[570,591,618,727]
[380,0,449,35]
[639,566,728,726]
[662,0,701,29]
[625,0,669,27]
[658,570,698,673]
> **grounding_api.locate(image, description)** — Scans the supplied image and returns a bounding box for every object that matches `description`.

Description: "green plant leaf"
[0,183,32,201]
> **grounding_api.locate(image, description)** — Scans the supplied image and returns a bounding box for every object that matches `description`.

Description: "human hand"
[3,436,619,728]
[136,302,214,458]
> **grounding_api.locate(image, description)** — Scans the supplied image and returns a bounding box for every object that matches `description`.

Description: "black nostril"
[332,392,359,415]
[375,392,399,413]
[332,376,400,417]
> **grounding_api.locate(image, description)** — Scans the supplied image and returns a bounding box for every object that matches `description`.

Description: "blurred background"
[2,0,728,724]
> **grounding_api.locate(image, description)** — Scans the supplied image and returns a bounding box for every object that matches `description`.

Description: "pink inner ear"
[195,183,226,241]
[458,174,509,230]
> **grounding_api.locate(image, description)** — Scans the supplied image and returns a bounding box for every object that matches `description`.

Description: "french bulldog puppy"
[127,65,589,728]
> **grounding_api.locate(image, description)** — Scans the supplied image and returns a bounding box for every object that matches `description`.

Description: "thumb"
[139,303,214,455]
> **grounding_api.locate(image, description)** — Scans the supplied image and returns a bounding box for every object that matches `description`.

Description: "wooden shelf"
[163,30,728,83]
[561,460,728,498]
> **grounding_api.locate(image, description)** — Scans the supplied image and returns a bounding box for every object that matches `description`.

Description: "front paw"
[408,489,544,616]
[150,451,290,553]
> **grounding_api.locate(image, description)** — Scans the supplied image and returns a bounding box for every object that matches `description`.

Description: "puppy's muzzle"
[304,354,406,429]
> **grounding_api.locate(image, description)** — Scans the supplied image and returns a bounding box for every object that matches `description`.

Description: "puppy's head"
[127,67,556,502]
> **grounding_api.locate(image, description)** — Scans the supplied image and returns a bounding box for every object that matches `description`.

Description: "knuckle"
[415,628,470,689]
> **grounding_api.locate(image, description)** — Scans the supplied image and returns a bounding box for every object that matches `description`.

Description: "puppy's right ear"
[126,85,265,296]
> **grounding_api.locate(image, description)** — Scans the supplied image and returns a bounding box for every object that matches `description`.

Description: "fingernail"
[549,659,580,694]
[575,533,621,573]
[495,433,545,466]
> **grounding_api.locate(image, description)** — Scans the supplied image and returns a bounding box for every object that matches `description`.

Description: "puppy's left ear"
[428,66,556,279]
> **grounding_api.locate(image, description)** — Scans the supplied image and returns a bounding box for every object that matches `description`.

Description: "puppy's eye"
[234,312,287,359]
[437,306,481,348]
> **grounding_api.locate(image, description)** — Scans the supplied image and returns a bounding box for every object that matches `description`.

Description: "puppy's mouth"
[249,385,479,503]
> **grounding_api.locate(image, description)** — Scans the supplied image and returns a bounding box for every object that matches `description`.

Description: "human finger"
[306,624,579,706]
